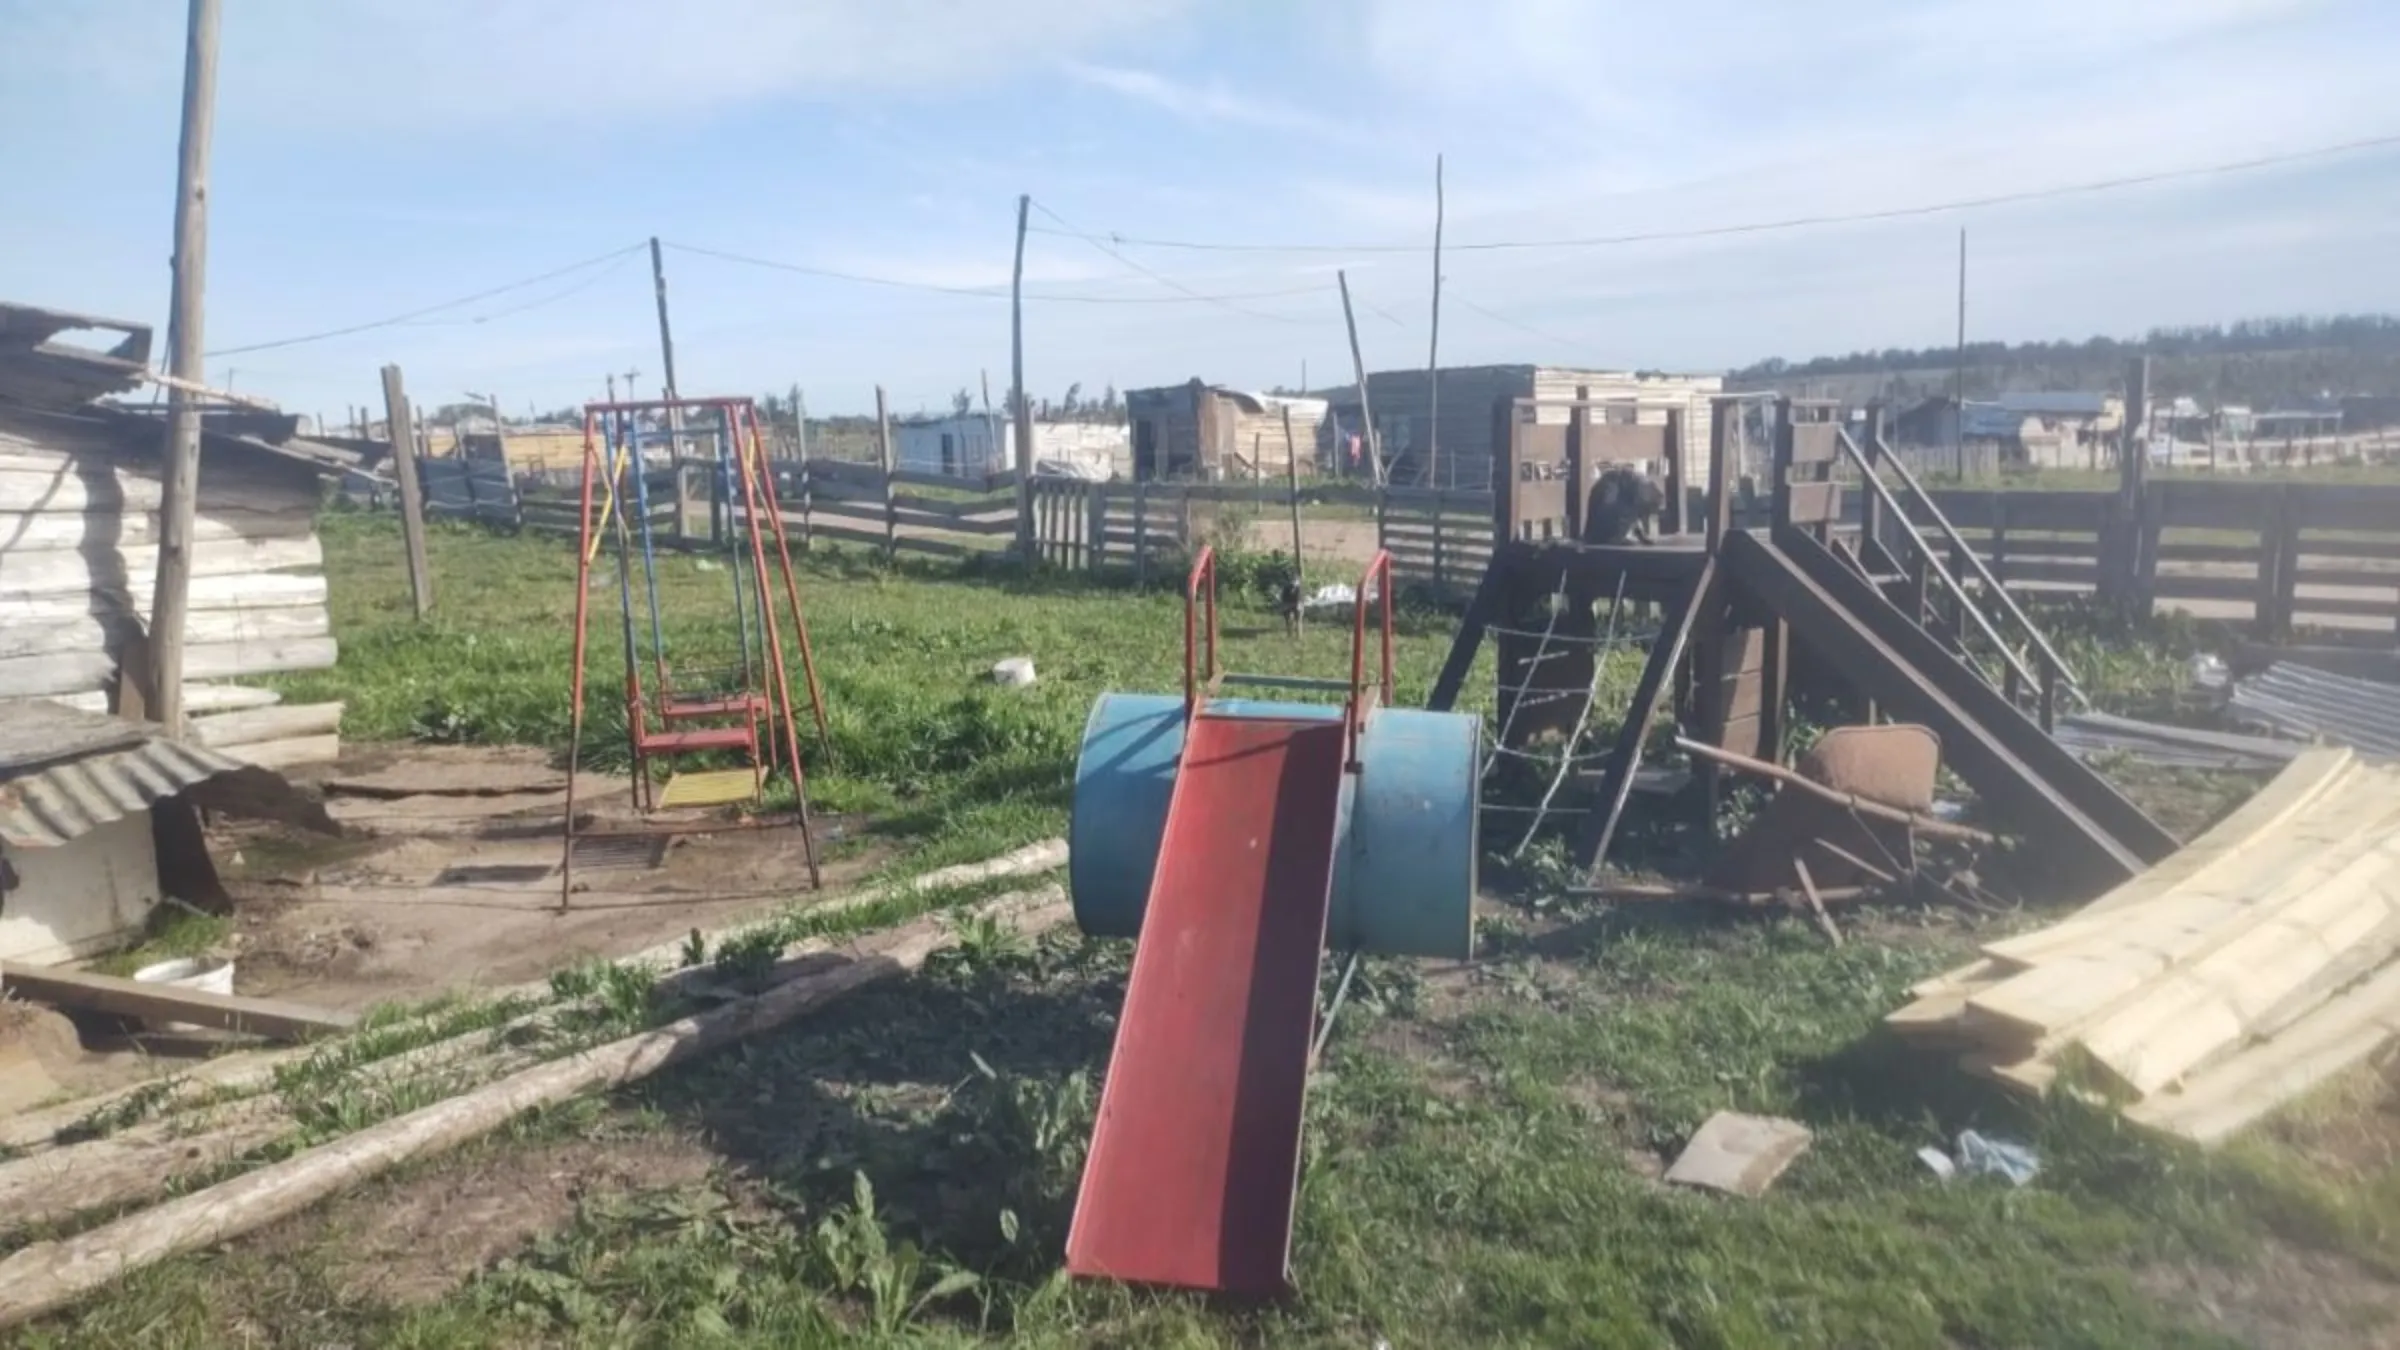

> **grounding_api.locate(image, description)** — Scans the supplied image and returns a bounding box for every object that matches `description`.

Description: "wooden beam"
[378,365,432,619]
[1576,557,1719,869]
[1,966,353,1043]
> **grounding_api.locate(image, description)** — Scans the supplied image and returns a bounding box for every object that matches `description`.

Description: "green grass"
[275,514,1483,868]
[40,918,2397,1348]
[21,513,2395,1347]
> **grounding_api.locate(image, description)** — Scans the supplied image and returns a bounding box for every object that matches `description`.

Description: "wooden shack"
[1124,380,1327,482]
[1320,364,1724,491]
[0,303,361,769]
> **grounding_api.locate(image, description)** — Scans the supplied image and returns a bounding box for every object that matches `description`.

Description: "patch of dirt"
[206,743,886,1014]
[2138,1241,2400,1350]
[245,1130,720,1306]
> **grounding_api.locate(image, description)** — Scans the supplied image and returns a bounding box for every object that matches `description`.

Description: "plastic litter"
[991,656,1037,687]
[1921,1129,2039,1187]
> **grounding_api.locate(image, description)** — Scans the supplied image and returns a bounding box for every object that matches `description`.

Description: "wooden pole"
[1952,227,1967,480]
[1010,195,1035,560]
[647,237,691,545]
[379,365,433,619]
[148,0,222,734]
[0,897,1070,1330]
[1281,405,1305,632]
[793,387,813,550]
[1426,152,1445,491]
[875,384,897,561]
[1338,269,1383,489]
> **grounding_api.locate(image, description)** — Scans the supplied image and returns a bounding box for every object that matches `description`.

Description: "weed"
[811,1171,982,1336]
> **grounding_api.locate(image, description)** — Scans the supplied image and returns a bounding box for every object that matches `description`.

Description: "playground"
[8,396,2400,1347]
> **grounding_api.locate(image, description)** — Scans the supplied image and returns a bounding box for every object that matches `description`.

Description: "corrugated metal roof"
[0,703,336,849]
[2230,663,2400,758]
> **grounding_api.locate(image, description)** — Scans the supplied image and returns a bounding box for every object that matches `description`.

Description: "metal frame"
[560,395,830,907]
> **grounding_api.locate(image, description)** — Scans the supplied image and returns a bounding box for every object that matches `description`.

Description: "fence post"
[793,418,813,553]
[1989,491,2008,588]
[378,364,433,619]
[1134,471,1150,586]
[1087,482,1107,573]
[1431,489,1447,589]
[2271,484,2300,639]
[875,385,897,562]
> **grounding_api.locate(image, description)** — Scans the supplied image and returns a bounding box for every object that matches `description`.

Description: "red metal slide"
[1064,712,1347,1298]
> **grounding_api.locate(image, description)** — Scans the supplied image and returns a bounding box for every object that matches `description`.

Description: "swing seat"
[660,691,767,722]
[634,724,757,756]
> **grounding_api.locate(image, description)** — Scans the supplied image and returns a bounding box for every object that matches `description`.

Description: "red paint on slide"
[1065,714,1344,1297]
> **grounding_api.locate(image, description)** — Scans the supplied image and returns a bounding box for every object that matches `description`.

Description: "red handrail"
[1348,550,1394,749]
[1184,546,1219,718]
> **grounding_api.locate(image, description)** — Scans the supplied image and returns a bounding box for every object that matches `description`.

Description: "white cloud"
[1060,61,1361,142]
[4,0,1195,132]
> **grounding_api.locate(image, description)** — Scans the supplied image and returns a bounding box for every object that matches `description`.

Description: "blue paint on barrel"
[1069,691,1480,960]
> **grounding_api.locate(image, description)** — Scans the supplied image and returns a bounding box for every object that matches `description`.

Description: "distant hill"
[1730,314,2400,409]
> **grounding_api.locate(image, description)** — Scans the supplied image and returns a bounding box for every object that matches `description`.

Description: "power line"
[1026,200,1319,324]
[666,238,1330,305]
[1022,132,2400,255]
[205,242,648,356]
[1448,291,1583,352]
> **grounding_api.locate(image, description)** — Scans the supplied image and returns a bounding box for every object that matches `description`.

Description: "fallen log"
[1673,737,1995,843]
[0,890,1070,1328]
[0,839,1069,1153]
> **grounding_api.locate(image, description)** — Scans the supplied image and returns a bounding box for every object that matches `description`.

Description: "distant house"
[1894,397,2026,448]
[1123,382,1328,482]
[891,415,1130,481]
[1316,365,1723,492]
[0,301,364,766]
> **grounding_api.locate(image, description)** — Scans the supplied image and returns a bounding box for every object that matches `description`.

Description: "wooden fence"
[419,457,521,529]
[1913,480,2400,639]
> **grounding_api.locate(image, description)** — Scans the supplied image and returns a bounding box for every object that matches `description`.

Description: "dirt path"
[220,744,876,1014]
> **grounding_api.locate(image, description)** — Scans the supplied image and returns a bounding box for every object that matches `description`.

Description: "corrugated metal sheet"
[0,703,334,849]
[2230,663,2400,758]
[2054,710,2304,772]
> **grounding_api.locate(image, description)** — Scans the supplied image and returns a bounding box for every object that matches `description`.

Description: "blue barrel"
[1069,692,1480,960]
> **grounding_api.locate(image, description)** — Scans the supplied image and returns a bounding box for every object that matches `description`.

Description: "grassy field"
[26,515,2399,1348]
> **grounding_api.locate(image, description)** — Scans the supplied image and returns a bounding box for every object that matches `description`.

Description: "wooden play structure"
[1430,392,2181,891]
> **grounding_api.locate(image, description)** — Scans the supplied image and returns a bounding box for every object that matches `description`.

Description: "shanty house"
[1317,365,1723,492]
[893,415,1131,481]
[1123,382,1327,482]
[0,302,363,769]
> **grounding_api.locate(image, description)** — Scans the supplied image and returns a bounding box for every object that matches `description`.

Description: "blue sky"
[3,0,2396,423]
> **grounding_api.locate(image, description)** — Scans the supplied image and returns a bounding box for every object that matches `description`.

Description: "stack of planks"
[1889,747,2400,1146]
[0,408,336,701]
[30,684,342,770]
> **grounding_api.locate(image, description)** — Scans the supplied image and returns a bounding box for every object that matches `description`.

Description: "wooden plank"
[185,701,343,749]
[218,732,342,771]
[2285,484,2400,533]
[2067,830,2400,1098]
[887,491,1015,519]
[2294,536,2400,562]
[0,536,323,603]
[2288,567,2400,591]
[0,572,325,625]
[2287,595,2400,620]
[2124,956,2400,1145]
[0,966,354,1042]
[1964,760,2387,1046]
[1786,423,1841,465]
[0,606,328,661]
[1784,480,1842,525]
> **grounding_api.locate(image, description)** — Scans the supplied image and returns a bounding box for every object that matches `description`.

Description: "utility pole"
[648,237,695,541]
[605,373,617,404]
[148,0,222,733]
[1010,194,1034,559]
[1338,270,1383,489]
[1952,228,1967,479]
[380,365,434,618]
[1426,153,1445,491]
